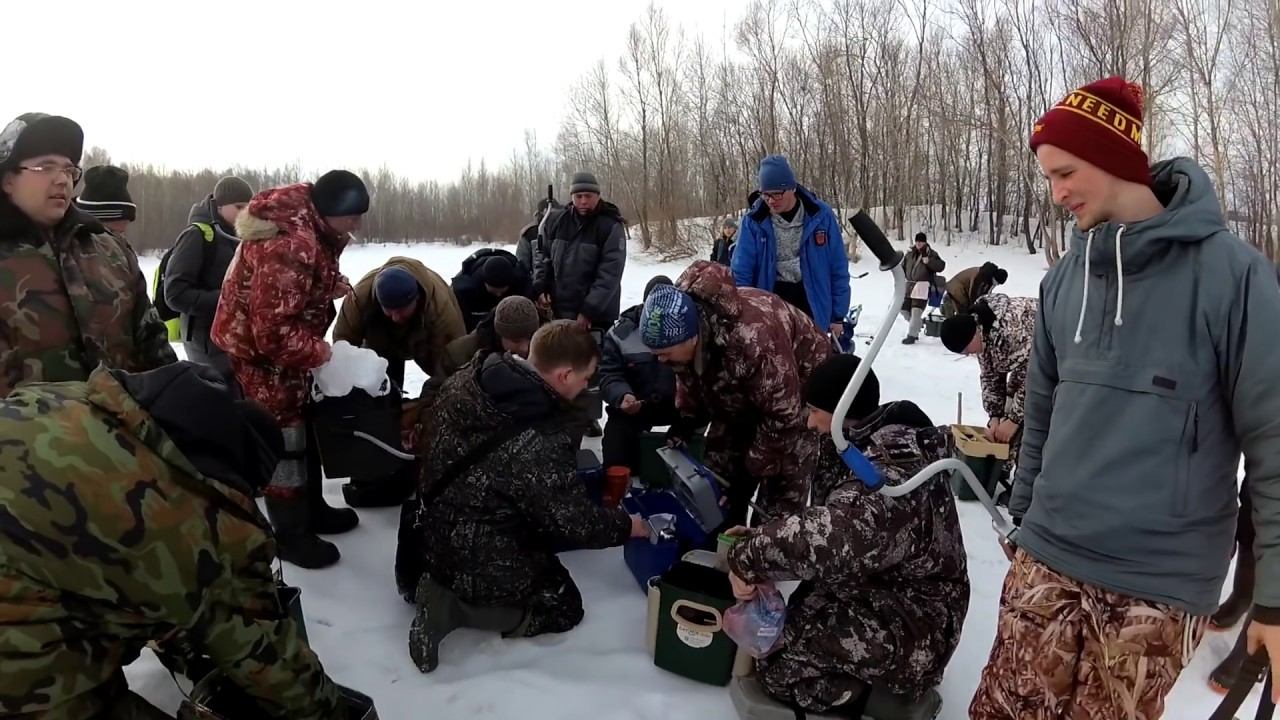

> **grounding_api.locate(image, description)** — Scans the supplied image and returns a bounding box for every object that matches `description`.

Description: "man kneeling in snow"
[725,354,969,716]
[403,320,647,673]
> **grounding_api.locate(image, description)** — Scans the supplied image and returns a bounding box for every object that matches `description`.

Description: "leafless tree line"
[101,0,1278,263]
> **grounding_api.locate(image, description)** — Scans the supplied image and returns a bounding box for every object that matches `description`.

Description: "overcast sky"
[7,0,745,184]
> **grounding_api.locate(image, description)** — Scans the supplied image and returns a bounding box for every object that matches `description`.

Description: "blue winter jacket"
[731,186,851,327]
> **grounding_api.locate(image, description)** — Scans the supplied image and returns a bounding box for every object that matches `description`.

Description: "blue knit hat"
[374,266,420,310]
[640,284,700,350]
[758,155,797,193]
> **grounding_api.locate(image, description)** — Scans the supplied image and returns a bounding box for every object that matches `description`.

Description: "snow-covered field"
[127,239,1253,719]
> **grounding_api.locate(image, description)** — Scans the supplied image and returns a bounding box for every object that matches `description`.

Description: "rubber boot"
[265,492,340,569]
[409,576,525,673]
[1210,548,1255,631]
[305,428,358,535]
[1209,623,1262,694]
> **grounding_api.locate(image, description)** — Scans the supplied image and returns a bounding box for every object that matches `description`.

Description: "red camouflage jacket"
[211,183,348,425]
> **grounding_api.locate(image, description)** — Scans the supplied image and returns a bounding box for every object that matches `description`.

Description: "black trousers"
[774,280,813,321]
[601,400,679,469]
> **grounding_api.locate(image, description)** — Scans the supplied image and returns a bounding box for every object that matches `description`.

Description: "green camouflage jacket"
[0,368,337,719]
[0,199,176,397]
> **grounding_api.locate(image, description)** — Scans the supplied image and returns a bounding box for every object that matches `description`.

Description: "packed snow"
[126,238,1255,719]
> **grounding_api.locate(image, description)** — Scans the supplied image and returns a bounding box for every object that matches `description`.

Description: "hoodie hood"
[476,352,565,424]
[677,260,742,320]
[1065,157,1228,343]
[187,194,237,236]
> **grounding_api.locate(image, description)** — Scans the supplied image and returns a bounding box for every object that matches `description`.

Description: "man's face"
[500,335,531,357]
[652,337,697,367]
[806,406,834,435]
[325,215,363,236]
[549,358,597,400]
[104,219,132,236]
[572,191,600,214]
[964,333,984,356]
[914,240,927,253]
[484,283,509,298]
[1,154,77,228]
[762,189,797,215]
[219,201,248,227]
[381,302,417,325]
[1036,144,1116,231]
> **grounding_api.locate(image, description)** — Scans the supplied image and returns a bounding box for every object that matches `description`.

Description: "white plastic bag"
[311,341,390,399]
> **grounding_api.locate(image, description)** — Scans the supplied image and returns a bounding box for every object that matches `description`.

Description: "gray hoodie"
[1010,157,1280,616]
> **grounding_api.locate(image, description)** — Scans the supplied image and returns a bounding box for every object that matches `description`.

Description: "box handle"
[670,599,723,633]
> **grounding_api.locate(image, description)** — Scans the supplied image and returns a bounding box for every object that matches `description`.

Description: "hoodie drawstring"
[1073,230,1095,344]
[1073,226,1127,344]
[1112,225,1126,327]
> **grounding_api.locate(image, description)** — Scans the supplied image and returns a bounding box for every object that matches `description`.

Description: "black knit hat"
[0,113,83,173]
[644,275,673,300]
[803,354,880,420]
[75,165,136,222]
[481,256,518,288]
[941,315,979,354]
[311,170,370,217]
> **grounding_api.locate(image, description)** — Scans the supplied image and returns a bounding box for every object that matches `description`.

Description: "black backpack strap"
[1211,650,1274,720]
[419,419,540,507]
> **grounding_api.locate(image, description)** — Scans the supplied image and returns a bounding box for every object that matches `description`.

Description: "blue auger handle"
[839,444,885,491]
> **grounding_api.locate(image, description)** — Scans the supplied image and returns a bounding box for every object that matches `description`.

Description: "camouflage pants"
[969,550,1205,720]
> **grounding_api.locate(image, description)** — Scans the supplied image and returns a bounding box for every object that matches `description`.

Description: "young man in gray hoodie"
[970,76,1280,720]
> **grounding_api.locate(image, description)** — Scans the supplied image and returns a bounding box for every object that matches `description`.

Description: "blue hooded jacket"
[731,186,851,327]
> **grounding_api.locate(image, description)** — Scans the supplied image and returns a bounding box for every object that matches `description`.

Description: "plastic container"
[923,313,944,338]
[621,490,709,591]
[177,672,379,720]
[653,560,740,686]
[308,388,405,480]
[638,431,706,489]
[603,466,630,508]
[949,424,1009,502]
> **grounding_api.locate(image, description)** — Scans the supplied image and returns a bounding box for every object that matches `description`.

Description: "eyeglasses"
[17,164,82,183]
[761,190,789,201]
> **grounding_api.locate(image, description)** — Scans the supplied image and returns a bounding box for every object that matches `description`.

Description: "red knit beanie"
[1030,76,1151,186]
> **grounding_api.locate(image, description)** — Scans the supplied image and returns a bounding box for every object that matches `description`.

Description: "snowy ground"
[126,239,1254,719]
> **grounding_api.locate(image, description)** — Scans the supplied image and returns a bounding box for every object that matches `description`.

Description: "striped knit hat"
[640,283,700,349]
[74,165,136,222]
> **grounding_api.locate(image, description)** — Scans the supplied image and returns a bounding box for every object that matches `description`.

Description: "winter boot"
[305,430,359,535]
[901,336,917,345]
[1209,625,1262,694]
[409,576,525,673]
[265,492,340,569]
[1210,548,1256,631]
[342,464,415,508]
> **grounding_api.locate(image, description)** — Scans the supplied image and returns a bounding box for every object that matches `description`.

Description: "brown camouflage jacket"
[0,198,175,396]
[727,401,970,698]
[0,367,338,719]
[672,260,832,514]
[977,293,1038,424]
[211,184,348,425]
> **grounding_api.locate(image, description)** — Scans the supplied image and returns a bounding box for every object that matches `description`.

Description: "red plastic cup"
[604,466,631,508]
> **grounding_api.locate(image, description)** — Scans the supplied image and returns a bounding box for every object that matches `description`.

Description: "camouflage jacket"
[0,367,337,720]
[211,183,348,426]
[672,261,832,514]
[0,198,175,397]
[333,257,466,381]
[412,353,631,607]
[727,401,970,698]
[977,293,1038,424]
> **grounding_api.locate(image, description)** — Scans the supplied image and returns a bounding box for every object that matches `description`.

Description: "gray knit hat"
[213,176,254,207]
[493,296,540,340]
[569,171,601,195]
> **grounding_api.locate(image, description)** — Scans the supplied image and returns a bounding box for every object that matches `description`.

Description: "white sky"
[7,0,745,184]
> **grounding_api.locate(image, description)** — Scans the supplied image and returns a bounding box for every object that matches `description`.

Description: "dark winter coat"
[672,261,832,515]
[162,196,239,366]
[975,293,1038,425]
[728,401,969,702]
[943,265,997,317]
[901,245,946,311]
[0,197,175,397]
[516,222,537,275]
[598,304,676,409]
[211,183,347,427]
[532,202,627,329]
[711,232,735,266]
[451,248,533,332]
[414,353,632,607]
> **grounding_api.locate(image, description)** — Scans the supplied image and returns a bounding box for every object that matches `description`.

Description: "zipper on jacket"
[1191,404,1199,453]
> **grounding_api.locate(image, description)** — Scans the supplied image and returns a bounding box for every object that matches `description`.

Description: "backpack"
[153,222,216,328]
